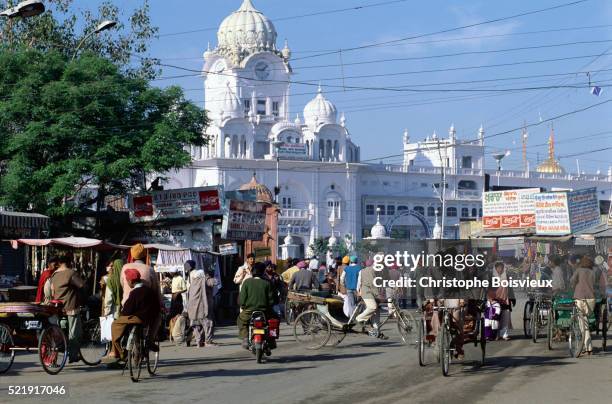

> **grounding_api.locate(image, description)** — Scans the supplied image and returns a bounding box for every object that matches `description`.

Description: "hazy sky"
[101,0,612,173]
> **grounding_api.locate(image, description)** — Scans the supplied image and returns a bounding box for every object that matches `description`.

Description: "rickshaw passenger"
[50,254,85,363]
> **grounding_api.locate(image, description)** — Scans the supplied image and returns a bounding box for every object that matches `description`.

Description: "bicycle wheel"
[440,325,451,377]
[293,310,331,350]
[38,325,68,375]
[523,301,533,338]
[80,319,106,366]
[531,303,539,343]
[479,317,486,365]
[128,329,144,382]
[0,324,15,374]
[601,307,607,351]
[546,310,556,350]
[417,318,426,367]
[397,310,416,345]
[147,338,159,375]
[568,314,583,358]
[326,331,347,347]
[285,299,296,325]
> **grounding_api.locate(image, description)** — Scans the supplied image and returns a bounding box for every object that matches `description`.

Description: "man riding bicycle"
[102,269,159,363]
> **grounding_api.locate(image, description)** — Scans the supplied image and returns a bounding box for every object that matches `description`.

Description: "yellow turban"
[342,256,350,264]
[130,243,146,260]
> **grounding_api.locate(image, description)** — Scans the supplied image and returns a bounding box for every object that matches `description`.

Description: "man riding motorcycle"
[237,262,275,349]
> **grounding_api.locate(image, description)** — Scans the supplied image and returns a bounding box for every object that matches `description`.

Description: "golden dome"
[536,127,565,174]
[239,173,274,204]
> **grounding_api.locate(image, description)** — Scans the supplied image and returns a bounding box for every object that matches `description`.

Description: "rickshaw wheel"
[38,324,68,375]
[326,331,346,347]
[417,318,426,367]
[601,308,608,351]
[0,324,15,374]
[293,310,331,350]
[439,326,450,377]
[397,310,416,345]
[80,319,106,366]
[523,301,533,338]
[479,317,486,365]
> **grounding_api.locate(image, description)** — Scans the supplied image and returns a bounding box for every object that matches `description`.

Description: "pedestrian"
[491,261,515,341]
[103,259,123,319]
[234,253,255,290]
[281,258,300,284]
[169,264,188,318]
[288,261,319,292]
[263,261,283,317]
[121,244,161,351]
[340,256,361,317]
[336,256,350,297]
[355,257,384,337]
[484,289,501,341]
[550,255,566,295]
[385,264,402,317]
[187,263,218,347]
[35,256,59,304]
[50,254,85,363]
[570,256,597,356]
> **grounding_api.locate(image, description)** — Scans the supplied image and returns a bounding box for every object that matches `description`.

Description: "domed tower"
[303,85,338,127]
[536,127,565,174]
[238,172,274,204]
[203,0,293,160]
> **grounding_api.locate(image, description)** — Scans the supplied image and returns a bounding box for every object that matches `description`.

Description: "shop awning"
[10,237,123,251]
[0,211,49,229]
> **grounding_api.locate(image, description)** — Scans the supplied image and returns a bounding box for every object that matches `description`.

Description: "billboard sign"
[566,187,600,233]
[534,188,600,235]
[221,200,267,241]
[129,186,222,222]
[277,143,307,160]
[482,188,539,229]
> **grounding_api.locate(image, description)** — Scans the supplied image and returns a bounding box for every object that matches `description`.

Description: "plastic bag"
[99,316,113,343]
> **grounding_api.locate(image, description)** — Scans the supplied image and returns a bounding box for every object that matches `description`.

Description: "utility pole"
[436,139,446,240]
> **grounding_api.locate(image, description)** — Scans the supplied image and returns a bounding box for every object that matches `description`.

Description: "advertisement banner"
[482,188,539,229]
[218,242,238,255]
[221,200,267,241]
[534,192,570,235]
[566,187,600,233]
[129,186,222,222]
[277,143,307,160]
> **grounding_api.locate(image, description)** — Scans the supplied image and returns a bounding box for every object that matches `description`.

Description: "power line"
[156,0,411,38]
[292,0,593,61]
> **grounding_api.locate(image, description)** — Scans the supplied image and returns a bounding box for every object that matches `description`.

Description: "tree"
[309,236,349,261]
[0,0,158,78]
[0,48,207,218]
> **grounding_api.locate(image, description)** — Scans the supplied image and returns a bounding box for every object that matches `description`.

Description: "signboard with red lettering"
[482,188,539,229]
[129,186,222,222]
[221,200,267,240]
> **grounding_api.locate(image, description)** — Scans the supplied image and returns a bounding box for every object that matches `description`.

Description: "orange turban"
[130,243,146,260]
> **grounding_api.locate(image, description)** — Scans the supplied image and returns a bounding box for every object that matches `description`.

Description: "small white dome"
[222,83,242,119]
[303,86,337,126]
[217,0,277,56]
[370,220,387,239]
[284,233,294,245]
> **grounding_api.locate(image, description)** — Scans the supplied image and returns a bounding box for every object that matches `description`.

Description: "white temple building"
[167,0,612,254]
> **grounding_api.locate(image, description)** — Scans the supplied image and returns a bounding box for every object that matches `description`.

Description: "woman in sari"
[103,259,123,319]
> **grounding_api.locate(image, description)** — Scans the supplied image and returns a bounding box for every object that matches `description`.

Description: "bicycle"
[122,324,159,382]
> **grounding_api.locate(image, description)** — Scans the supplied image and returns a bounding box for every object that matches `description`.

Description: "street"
[1,298,610,404]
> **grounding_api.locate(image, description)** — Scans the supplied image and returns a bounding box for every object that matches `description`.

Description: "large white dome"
[217,0,277,57]
[303,86,337,126]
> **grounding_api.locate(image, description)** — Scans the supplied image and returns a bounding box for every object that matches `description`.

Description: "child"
[484,289,501,341]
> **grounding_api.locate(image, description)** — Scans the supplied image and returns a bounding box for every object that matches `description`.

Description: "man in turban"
[120,243,162,350]
[103,268,159,363]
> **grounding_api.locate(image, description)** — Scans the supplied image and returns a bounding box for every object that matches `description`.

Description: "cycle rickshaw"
[0,301,106,374]
[522,289,552,342]
[288,291,416,349]
[546,294,608,356]
[416,299,486,377]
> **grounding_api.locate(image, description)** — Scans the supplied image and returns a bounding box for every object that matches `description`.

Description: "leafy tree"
[309,236,349,260]
[0,48,207,218]
[0,0,158,78]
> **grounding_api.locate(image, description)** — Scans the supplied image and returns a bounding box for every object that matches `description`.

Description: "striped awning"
[0,211,49,229]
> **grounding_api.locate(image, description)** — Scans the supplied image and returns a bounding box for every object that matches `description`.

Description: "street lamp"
[72,19,117,60]
[492,150,511,187]
[273,140,282,204]
[0,0,45,18]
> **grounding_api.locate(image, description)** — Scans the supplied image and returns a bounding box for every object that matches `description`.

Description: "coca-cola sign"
[482,188,539,230]
[129,186,223,222]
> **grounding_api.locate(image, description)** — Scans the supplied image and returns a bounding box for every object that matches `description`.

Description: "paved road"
[1,300,610,404]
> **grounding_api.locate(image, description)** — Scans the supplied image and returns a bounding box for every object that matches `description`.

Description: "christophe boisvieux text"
[371,252,552,289]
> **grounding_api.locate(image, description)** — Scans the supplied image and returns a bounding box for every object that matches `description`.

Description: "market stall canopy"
[471,228,535,238]
[0,211,49,229]
[10,237,123,251]
[142,243,189,251]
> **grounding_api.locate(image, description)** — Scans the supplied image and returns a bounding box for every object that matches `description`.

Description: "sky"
[100,0,612,173]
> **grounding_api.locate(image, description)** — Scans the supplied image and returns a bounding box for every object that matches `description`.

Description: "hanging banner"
[218,242,238,255]
[482,188,539,229]
[221,200,267,241]
[129,186,222,222]
[534,188,600,235]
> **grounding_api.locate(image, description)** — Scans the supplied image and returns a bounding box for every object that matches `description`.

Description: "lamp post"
[273,140,282,204]
[72,20,117,60]
[492,150,511,187]
[0,0,45,18]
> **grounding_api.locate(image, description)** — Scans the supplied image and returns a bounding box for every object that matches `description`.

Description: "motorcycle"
[248,311,280,363]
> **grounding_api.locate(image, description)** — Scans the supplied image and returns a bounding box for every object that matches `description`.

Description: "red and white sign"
[482,188,539,229]
[129,187,222,222]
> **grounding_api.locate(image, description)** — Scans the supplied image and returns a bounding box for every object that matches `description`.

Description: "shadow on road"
[154,365,316,381]
[275,351,382,364]
[458,354,572,376]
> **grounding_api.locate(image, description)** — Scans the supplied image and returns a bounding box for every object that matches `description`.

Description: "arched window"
[447,207,457,217]
[479,208,483,217]
[326,140,332,160]
[471,208,477,217]
[427,207,436,217]
[414,206,425,215]
[461,208,469,217]
[287,136,293,144]
[333,140,339,160]
[319,141,325,160]
[326,192,342,220]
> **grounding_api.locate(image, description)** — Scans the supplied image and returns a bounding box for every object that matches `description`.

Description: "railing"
[484,169,611,182]
[279,208,310,219]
